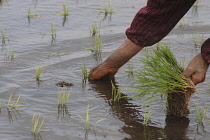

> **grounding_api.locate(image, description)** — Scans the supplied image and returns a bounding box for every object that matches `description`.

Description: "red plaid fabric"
[126,0,210,63]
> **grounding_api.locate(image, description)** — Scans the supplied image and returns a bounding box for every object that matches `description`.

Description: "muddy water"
[0,0,210,140]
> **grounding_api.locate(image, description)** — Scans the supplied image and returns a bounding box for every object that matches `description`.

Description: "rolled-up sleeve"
[126,0,196,47]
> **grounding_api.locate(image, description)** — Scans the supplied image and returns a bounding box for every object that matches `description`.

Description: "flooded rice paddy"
[0,0,210,140]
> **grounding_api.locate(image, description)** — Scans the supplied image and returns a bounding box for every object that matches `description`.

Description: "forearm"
[126,0,196,47]
[104,38,144,68]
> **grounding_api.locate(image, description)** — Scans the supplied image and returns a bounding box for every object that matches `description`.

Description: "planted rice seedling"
[194,105,210,126]
[100,0,115,15]
[50,24,56,42]
[81,60,89,82]
[27,8,39,18]
[124,62,138,73]
[1,29,9,46]
[90,23,100,36]
[58,88,71,106]
[132,44,196,117]
[7,93,24,110]
[86,36,102,53]
[5,50,15,60]
[193,34,203,47]
[178,20,189,28]
[143,109,153,126]
[31,114,45,134]
[77,105,106,130]
[0,0,8,5]
[33,66,44,81]
[111,80,124,102]
[58,52,67,56]
[61,3,70,16]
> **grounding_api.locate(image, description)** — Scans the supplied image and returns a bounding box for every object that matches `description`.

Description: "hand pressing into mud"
[89,62,119,80]
[182,53,209,85]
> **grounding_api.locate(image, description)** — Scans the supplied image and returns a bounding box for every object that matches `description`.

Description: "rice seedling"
[100,0,115,15]
[132,44,196,117]
[33,66,44,81]
[31,114,45,134]
[77,105,106,130]
[143,109,153,126]
[1,29,9,46]
[178,20,189,28]
[9,50,15,60]
[58,88,71,106]
[111,80,124,102]
[61,3,70,16]
[58,52,67,56]
[27,8,38,18]
[78,105,90,130]
[86,36,102,53]
[193,34,203,48]
[90,23,100,36]
[124,62,138,73]
[7,93,24,110]
[194,105,210,126]
[0,0,8,5]
[81,60,89,82]
[50,24,56,42]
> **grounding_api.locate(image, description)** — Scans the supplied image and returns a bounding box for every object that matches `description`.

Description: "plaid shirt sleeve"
[201,38,210,64]
[126,0,210,63]
[126,0,196,47]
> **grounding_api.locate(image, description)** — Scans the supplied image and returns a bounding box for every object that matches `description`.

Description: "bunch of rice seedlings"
[143,109,153,126]
[50,24,56,42]
[100,0,115,15]
[27,8,38,18]
[7,93,24,110]
[132,44,196,117]
[58,88,71,106]
[31,114,45,134]
[33,66,44,81]
[90,23,100,36]
[81,60,89,82]
[194,105,210,126]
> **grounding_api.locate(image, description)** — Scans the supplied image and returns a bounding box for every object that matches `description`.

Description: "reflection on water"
[7,109,21,123]
[32,133,43,140]
[57,104,71,120]
[89,78,191,140]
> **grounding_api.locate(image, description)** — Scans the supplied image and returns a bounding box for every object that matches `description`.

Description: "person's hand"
[89,62,119,80]
[182,53,209,85]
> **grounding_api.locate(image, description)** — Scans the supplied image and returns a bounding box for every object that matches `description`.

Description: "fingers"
[191,72,205,85]
[182,67,194,78]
